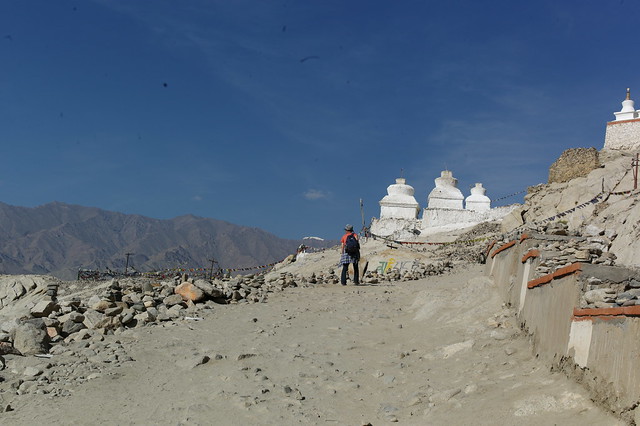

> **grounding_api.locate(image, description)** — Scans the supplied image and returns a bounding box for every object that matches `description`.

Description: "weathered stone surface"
[548,147,600,184]
[92,300,114,312]
[83,310,109,329]
[13,321,50,355]
[193,280,224,298]
[104,306,123,317]
[163,294,184,307]
[175,282,205,303]
[62,320,86,336]
[30,300,59,318]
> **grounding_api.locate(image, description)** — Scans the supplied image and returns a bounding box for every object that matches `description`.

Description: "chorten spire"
[614,88,637,121]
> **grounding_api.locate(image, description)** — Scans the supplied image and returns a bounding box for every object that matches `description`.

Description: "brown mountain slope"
[0,202,333,280]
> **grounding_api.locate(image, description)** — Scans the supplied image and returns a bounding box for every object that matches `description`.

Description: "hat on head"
[344,224,354,231]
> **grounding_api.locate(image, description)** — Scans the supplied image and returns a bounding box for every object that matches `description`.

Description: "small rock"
[30,300,58,318]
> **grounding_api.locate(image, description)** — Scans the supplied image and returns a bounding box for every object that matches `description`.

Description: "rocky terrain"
[0,224,624,425]
[0,149,638,424]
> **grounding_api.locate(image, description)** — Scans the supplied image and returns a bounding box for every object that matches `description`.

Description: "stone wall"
[548,147,601,184]
[604,119,640,151]
[423,205,518,230]
[486,231,640,422]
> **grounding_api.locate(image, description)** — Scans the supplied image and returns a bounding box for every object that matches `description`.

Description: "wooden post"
[633,153,639,191]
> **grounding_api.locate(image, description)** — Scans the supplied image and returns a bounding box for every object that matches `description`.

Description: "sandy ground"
[1,263,622,425]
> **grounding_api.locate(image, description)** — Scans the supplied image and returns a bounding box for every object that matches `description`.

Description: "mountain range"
[0,202,336,280]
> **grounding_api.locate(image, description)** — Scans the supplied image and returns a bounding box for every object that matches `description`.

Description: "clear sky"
[1,1,638,240]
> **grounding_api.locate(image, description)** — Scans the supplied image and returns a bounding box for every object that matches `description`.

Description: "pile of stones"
[0,254,458,400]
[0,272,306,400]
[526,222,617,278]
[579,277,640,309]
[360,260,454,283]
[493,222,638,310]
[437,222,502,264]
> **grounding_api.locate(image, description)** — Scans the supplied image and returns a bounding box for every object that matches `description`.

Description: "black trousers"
[341,261,359,285]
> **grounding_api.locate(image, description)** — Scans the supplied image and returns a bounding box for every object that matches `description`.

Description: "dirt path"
[2,264,621,425]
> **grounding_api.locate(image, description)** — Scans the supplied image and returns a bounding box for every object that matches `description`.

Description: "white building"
[379,178,420,219]
[371,170,517,239]
[370,177,422,240]
[427,170,464,210]
[465,183,491,211]
[604,88,640,151]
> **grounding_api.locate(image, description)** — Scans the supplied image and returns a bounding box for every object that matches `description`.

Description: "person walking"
[340,224,360,285]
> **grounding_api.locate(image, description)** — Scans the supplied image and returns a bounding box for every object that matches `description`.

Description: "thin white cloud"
[192,195,203,201]
[303,189,330,200]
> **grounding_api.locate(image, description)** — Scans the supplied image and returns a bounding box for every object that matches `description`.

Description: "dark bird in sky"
[300,56,319,63]
[282,25,286,32]
[4,35,12,41]
[163,82,168,87]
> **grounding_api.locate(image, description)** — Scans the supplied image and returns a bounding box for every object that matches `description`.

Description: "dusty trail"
[2,264,621,425]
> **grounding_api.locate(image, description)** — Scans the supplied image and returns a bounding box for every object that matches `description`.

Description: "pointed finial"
[626,88,631,100]
[400,168,404,178]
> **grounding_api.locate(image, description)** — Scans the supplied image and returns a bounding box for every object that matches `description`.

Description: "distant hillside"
[0,202,337,280]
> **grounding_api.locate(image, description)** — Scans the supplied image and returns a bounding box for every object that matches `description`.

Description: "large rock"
[193,280,224,299]
[175,282,205,303]
[83,309,110,329]
[548,147,600,184]
[12,320,50,355]
[30,300,59,318]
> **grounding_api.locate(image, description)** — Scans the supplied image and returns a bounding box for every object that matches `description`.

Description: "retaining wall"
[486,236,640,420]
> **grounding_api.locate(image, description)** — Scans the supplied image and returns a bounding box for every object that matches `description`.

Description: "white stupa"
[614,88,638,121]
[604,89,640,151]
[379,178,420,219]
[465,183,491,211]
[427,170,464,210]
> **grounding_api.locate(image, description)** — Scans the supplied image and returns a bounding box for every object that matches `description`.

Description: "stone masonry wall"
[548,147,600,184]
[604,119,640,151]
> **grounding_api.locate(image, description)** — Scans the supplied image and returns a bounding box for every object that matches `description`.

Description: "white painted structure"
[371,170,518,239]
[604,88,640,151]
[465,183,491,211]
[379,178,420,219]
[614,88,638,121]
[427,170,464,210]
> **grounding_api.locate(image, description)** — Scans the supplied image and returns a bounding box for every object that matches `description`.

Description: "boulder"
[175,282,205,303]
[163,294,184,307]
[30,300,59,318]
[193,280,224,298]
[62,320,86,336]
[83,310,110,329]
[12,321,50,355]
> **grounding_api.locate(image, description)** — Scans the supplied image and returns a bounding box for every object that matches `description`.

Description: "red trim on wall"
[490,240,516,258]
[607,118,640,126]
[521,249,540,263]
[527,262,582,289]
[573,305,640,318]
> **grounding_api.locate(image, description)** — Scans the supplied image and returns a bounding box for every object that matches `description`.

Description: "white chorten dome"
[614,88,638,121]
[379,178,420,219]
[465,183,491,211]
[427,170,464,210]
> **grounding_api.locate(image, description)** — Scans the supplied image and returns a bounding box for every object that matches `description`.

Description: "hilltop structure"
[370,171,517,240]
[604,88,640,150]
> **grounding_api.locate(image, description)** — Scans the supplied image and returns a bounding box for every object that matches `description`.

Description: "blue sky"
[1,1,638,240]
